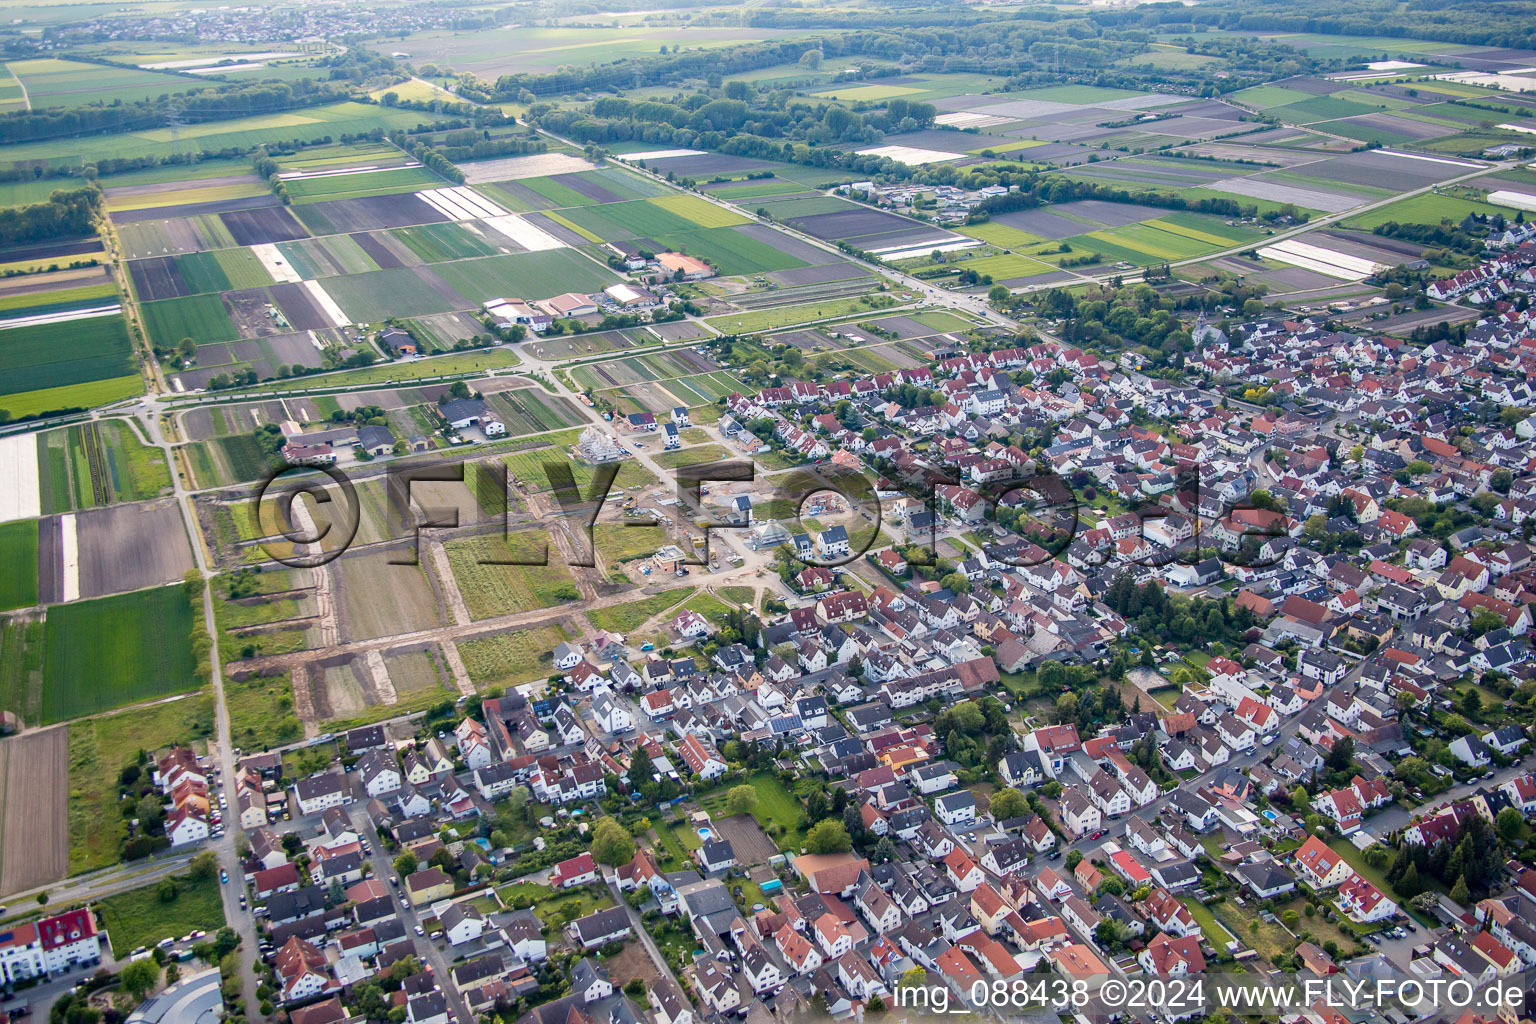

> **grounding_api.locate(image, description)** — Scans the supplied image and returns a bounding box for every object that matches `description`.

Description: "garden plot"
[335,546,445,642]
[459,153,599,184]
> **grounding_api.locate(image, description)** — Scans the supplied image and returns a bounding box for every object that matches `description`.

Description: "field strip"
[419,187,508,221]
[252,242,302,283]
[1258,239,1377,280]
[619,149,705,161]
[278,163,420,181]
[0,434,39,522]
[364,649,398,706]
[141,51,303,69]
[1376,150,1484,169]
[303,280,350,327]
[445,186,508,218]
[482,214,564,252]
[0,304,121,331]
[60,512,78,603]
[874,238,981,262]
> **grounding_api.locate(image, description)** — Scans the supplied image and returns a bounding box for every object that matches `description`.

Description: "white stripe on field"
[483,214,564,251]
[303,280,350,328]
[60,512,79,602]
[252,243,302,283]
[0,304,121,331]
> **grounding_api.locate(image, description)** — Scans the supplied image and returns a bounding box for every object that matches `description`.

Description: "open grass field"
[99,872,226,957]
[585,586,691,634]
[42,585,200,722]
[0,522,37,612]
[446,532,580,620]
[653,444,729,469]
[0,314,137,402]
[456,621,573,688]
[66,690,214,873]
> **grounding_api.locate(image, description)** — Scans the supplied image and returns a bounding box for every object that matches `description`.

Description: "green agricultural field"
[3,376,143,420]
[446,533,581,619]
[1273,94,1384,123]
[651,226,807,275]
[42,585,201,722]
[6,57,202,107]
[705,294,901,334]
[960,223,1044,248]
[1230,85,1316,108]
[456,622,573,688]
[319,266,463,320]
[66,691,215,873]
[0,521,37,612]
[391,222,499,263]
[99,873,226,957]
[955,252,1054,281]
[0,282,116,315]
[647,194,750,228]
[1345,191,1513,228]
[0,616,44,725]
[558,198,700,240]
[141,294,240,348]
[520,175,603,209]
[285,165,441,202]
[431,249,616,303]
[0,314,137,400]
[38,420,171,510]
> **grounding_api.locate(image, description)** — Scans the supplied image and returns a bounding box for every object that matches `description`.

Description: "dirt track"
[0,727,68,895]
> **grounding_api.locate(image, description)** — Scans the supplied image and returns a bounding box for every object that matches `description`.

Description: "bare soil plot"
[0,726,67,895]
[297,193,450,233]
[783,208,924,242]
[221,206,309,246]
[770,263,867,286]
[269,281,336,331]
[735,223,835,263]
[69,500,196,599]
[334,546,446,642]
[712,813,778,866]
[128,256,190,301]
[351,231,412,269]
[1299,149,1476,189]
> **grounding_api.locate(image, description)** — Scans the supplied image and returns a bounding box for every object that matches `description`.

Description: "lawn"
[498,881,612,930]
[653,444,729,469]
[67,691,216,872]
[43,584,202,722]
[98,872,226,956]
[140,293,240,348]
[586,587,693,633]
[456,622,573,688]
[1181,896,1236,947]
[0,520,38,611]
[698,771,804,851]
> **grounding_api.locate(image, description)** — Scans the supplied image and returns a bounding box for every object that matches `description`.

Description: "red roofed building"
[0,908,105,983]
[1336,873,1397,924]
[550,852,598,889]
[1293,835,1352,889]
[1139,932,1206,975]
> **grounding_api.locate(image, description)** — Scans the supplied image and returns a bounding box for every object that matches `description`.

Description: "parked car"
[219,869,228,884]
